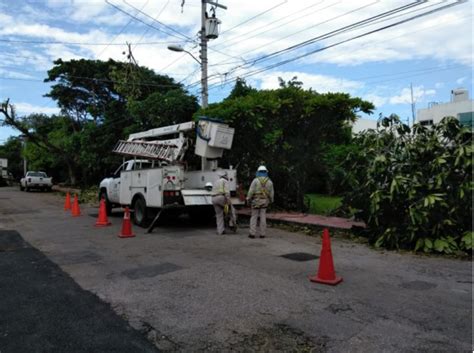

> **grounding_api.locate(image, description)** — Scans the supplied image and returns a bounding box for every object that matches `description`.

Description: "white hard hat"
[205,182,213,188]
[257,165,268,172]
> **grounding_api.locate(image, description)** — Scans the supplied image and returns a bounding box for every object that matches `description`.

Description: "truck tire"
[20,185,24,191]
[99,190,112,216]
[25,185,30,192]
[133,196,148,227]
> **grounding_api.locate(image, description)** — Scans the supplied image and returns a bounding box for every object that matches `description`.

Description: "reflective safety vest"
[255,177,269,199]
[212,178,228,196]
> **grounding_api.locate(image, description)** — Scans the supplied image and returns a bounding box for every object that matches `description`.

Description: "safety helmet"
[205,182,213,191]
[257,165,268,172]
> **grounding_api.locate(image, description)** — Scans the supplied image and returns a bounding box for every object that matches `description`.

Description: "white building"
[352,118,378,134]
[0,158,7,178]
[417,89,473,128]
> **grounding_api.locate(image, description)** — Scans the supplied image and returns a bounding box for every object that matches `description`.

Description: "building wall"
[417,100,473,126]
[417,89,473,128]
[352,118,378,134]
[0,158,7,178]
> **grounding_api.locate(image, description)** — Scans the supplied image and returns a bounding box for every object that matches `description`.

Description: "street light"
[167,45,201,65]
[167,44,207,109]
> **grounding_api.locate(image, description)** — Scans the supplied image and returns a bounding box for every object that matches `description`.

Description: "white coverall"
[247,176,274,237]
[211,177,237,235]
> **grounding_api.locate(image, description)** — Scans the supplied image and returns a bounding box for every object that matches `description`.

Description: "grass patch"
[305,194,342,215]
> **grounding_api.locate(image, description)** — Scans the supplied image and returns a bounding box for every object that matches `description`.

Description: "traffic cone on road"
[309,228,342,285]
[95,198,111,227]
[118,207,135,238]
[64,192,71,211]
[71,194,81,217]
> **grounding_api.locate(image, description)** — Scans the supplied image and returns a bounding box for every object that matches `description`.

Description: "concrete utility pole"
[410,82,416,126]
[200,0,208,109]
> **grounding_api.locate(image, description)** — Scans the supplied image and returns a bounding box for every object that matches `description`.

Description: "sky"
[0,0,472,143]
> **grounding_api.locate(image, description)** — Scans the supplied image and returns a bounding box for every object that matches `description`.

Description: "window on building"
[458,112,473,129]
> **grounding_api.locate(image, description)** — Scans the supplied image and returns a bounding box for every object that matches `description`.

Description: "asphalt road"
[0,186,472,352]
[0,230,158,353]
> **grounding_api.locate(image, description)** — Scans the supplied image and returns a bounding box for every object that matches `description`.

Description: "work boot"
[248,234,255,239]
[259,235,265,238]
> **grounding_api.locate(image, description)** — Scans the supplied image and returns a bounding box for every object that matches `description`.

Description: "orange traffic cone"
[71,194,81,217]
[95,198,111,227]
[118,207,135,238]
[64,192,71,211]
[309,228,342,285]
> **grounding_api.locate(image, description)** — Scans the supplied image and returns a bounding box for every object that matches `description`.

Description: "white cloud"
[363,93,388,108]
[435,82,444,89]
[258,71,363,93]
[389,86,436,105]
[13,102,60,115]
[456,76,467,85]
[0,68,36,80]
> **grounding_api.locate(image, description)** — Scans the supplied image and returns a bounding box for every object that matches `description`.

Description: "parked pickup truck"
[20,171,53,192]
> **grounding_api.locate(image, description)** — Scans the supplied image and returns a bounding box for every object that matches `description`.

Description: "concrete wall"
[352,118,377,134]
[0,158,7,178]
[417,100,473,125]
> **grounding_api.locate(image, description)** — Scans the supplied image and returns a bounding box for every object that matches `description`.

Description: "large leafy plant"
[343,115,472,254]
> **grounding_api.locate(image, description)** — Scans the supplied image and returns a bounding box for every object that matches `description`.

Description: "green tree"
[2,58,198,185]
[200,78,374,209]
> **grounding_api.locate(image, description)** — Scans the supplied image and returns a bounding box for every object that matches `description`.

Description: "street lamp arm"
[183,50,201,65]
[167,45,201,64]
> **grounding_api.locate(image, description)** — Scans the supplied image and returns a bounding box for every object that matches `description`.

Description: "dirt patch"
[225,324,328,352]
[121,263,183,280]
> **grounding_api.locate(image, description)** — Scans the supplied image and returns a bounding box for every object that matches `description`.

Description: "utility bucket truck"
[99,118,243,228]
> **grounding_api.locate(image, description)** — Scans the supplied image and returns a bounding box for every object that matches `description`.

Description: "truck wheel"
[133,196,148,227]
[99,190,112,216]
[25,185,30,192]
[20,185,24,191]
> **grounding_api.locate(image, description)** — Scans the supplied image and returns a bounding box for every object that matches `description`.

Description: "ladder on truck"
[113,140,178,162]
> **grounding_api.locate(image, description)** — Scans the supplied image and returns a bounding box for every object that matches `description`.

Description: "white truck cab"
[99,118,243,226]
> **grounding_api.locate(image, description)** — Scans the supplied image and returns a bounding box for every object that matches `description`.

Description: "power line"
[105,0,192,43]
[205,1,465,91]
[209,0,372,68]
[243,1,421,67]
[212,0,330,50]
[132,0,171,50]
[0,38,183,46]
[125,0,244,62]
[0,74,184,89]
[97,0,151,58]
[219,0,288,36]
[197,1,421,88]
[122,0,194,42]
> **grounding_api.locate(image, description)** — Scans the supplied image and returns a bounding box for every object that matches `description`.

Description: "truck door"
[109,162,128,203]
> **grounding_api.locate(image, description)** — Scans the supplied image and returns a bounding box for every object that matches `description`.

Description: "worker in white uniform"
[247,165,274,238]
[211,171,237,235]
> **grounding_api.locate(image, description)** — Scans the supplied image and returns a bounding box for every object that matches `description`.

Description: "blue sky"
[0,0,472,143]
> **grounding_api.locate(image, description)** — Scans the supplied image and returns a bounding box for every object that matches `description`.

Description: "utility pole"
[200,0,208,109]
[410,82,416,126]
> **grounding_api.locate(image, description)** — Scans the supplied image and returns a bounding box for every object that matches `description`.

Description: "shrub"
[342,115,472,254]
